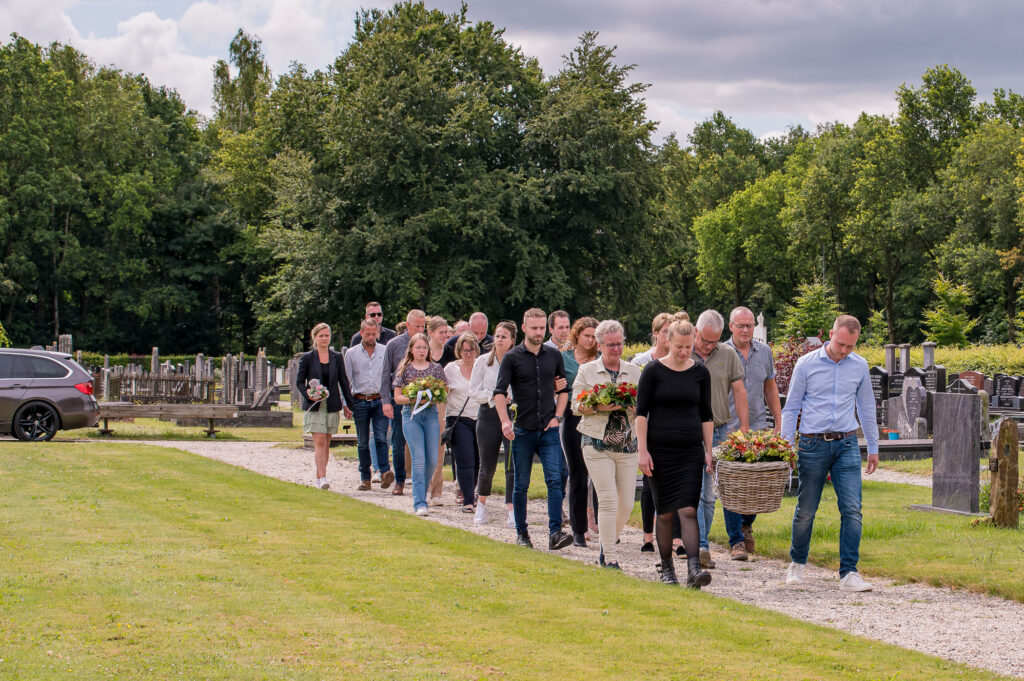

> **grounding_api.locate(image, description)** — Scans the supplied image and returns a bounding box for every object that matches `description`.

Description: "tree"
[777,282,842,340]
[212,29,272,134]
[923,274,978,347]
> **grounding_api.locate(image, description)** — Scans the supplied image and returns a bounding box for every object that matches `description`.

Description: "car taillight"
[74,382,94,395]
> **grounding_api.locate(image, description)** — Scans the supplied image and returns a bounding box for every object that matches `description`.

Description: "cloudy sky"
[3,0,1024,141]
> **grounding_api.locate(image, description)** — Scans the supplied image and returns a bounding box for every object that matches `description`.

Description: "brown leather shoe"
[699,548,716,569]
[380,470,394,489]
[356,480,372,491]
[741,524,755,554]
[391,483,404,496]
[730,542,748,561]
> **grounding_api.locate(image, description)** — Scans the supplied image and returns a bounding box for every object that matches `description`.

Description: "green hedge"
[76,352,294,370]
[857,344,1024,374]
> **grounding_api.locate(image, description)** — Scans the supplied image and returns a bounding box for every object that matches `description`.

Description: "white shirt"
[344,342,385,395]
[444,361,479,420]
[469,352,508,409]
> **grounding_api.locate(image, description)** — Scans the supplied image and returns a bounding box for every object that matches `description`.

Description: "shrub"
[923,274,978,348]
[776,281,842,341]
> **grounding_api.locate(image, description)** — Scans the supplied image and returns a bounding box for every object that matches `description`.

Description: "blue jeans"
[697,424,729,550]
[403,405,440,511]
[352,399,389,481]
[511,426,565,535]
[789,434,863,577]
[390,403,407,484]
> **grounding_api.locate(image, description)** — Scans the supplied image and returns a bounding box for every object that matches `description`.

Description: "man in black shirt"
[494,308,573,550]
[445,311,493,354]
[350,301,398,347]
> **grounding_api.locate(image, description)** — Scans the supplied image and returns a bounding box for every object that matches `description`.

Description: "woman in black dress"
[635,319,713,587]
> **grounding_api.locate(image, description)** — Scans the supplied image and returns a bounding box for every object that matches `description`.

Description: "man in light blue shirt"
[780,315,879,593]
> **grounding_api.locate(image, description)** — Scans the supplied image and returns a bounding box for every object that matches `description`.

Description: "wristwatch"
[555,415,565,424]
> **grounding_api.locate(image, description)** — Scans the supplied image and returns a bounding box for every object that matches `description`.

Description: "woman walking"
[561,316,599,546]
[426,316,455,503]
[296,323,354,490]
[572,320,642,569]
[635,319,713,587]
[444,332,481,514]
[469,320,518,526]
[392,333,448,516]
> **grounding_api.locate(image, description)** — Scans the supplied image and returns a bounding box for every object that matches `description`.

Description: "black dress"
[636,358,713,514]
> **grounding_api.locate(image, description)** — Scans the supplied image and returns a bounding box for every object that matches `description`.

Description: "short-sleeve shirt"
[393,362,447,389]
[694,343,745,427]
[725,339,776,432]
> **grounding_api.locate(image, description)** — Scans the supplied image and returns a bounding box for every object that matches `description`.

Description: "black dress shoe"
[572,532,587,548]
[516,530,533,548]
[640,541,655,553]
[686,556,712,589]
[675,544,685,557]
[604,561,622,570]
[548,530,572,550]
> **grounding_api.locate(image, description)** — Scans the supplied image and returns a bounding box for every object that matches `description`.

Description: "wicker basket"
[713,459,792,515]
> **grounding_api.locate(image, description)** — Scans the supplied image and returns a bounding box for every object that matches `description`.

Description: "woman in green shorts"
[297,322,354,489]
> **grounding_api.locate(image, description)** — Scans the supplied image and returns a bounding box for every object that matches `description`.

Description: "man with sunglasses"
[350,302,397,347]
[692,309,749,569]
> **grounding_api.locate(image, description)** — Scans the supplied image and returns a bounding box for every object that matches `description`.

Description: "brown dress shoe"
[380,470,395,489]
[357,480,372,491]
[730,542,748,561]
[391,483,404,496]
[741,524,755,554]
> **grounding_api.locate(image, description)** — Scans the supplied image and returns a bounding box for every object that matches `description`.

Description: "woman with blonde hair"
[296,323,354,489]
[392,332,448,516]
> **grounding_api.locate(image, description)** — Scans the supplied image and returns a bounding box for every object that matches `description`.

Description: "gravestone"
[870,367,889,427]
[995,375,1021,409]
[151,347,159,374]
[903,377,925,423]
[883,344,896,374]
[947,378,977,394]
[888,377,927,439]
[898,343,911,373]
[888,372,905,398]
[921,341,936,370]
[929,392,982,513]
[959,370,985,392]
[989,417,1020,528]
[924,364,946,393]
[905,367,926,383]
[984,378,995,396]
[886,396,910,438]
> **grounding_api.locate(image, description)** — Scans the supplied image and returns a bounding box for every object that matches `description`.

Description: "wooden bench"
[97,402,240,437]
[302,424,358,449]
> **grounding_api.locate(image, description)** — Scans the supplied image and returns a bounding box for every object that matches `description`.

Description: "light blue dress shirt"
[780,343,879,455]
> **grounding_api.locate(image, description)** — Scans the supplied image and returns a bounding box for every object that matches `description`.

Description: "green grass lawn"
[702,480,1024,602]
[0,442,1004,680]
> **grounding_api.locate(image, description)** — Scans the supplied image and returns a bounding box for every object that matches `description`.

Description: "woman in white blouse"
[444,332,481,513]
[468,320,517,525]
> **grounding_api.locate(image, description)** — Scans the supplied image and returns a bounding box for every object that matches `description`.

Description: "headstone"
[883,344,896,374]
[869,367,889,427]
[924,364,946,393]
[151,347,159,374]
[921,341,936,370]
[959,370,985,392]
[888,372,905,398]
[903,377,925,423]
[898,343,911,373]
[995,375,1022,409]
[886,396,910,438]
[989,417,1020,528]
[931,392,981,513]
[58,334,72,354]
[947,378,976,394]
[984,378,994,397]
[905,366,926,382]
[914,417,928,440]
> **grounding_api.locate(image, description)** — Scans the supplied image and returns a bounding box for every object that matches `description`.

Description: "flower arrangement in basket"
[575,382,638,410]
[713,429,796,515]
[402,376,448,405]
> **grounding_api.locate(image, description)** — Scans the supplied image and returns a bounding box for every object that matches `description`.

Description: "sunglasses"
[367,312,383,317]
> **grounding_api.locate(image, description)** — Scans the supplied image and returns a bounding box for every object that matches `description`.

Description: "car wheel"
[13,402,60,442]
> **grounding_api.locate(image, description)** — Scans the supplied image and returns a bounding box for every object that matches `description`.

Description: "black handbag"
[441,398,469,446]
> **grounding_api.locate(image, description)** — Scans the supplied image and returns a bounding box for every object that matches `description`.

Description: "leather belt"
[353,393,381,401]
[802,431,856,441]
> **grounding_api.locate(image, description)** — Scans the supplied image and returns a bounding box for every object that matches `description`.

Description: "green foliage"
[776,282,842,340]
[923,274,978,347]
[0,320,10,347]
[861,309,888,347]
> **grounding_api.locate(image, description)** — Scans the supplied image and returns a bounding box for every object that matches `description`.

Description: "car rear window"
[28,357,70,378]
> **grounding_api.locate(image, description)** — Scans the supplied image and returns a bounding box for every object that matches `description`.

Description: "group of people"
[296,302,879,592]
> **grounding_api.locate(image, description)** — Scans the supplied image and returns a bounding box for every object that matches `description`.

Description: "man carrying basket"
[780,315,879,593]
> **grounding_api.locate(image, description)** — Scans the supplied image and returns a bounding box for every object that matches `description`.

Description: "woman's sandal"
[462,505,475,513]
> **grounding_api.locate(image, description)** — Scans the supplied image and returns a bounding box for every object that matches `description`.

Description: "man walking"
[350,301,397,347]
[345,319,394,491]
[723,306,782,559]
[380,309,428,496]
[692,310,748,568]
[446,311,493,353]
[544,310,570,350]
[494,308,573,551]
[781,315,878,592]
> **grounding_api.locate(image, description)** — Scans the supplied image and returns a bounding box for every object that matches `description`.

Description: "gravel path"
[144,440,1019,679]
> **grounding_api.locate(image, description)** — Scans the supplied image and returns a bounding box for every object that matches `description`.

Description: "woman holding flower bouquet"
[635,319,714,587]
[571,320,641,569]
[296,322,355,490]
[393,333,448,516]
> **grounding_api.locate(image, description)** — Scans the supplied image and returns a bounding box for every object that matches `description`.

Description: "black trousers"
[561,411,589,535]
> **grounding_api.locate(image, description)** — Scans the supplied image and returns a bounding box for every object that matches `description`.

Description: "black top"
[636,359,713,451]
[432,345,457,368]
[350,326,397,348]
[494,342,568,431]
[296,349,355,413]
[445,333,494,355]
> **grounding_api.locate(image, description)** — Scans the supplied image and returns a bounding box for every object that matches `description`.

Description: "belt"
[353,393,381,401]
[802,431,856,441]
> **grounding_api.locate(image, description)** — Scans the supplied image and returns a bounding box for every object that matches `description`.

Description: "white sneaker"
[839,571,873,592]
[371,471,382,484]
[785,562,805,585]
[473,503,487,525]
[507,510,515,528]
[416,507,429,517]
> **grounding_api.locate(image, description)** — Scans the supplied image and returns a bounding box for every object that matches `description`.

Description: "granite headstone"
[930,392,981,513]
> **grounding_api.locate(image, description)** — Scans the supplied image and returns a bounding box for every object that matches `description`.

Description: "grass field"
[0,442,1007,680]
